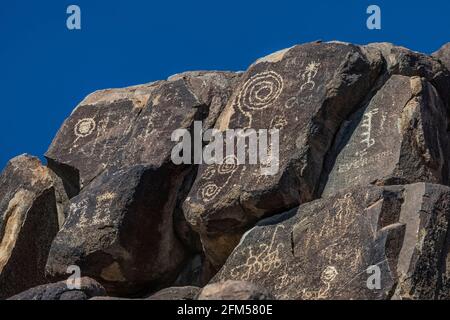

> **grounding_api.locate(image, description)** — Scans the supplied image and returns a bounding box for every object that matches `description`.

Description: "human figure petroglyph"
[299,266,339,300]
[317,266,338,299]
[300,61,320,92]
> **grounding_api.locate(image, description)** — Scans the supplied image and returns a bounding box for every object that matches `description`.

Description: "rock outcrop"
[214,183,450,300]
[8,277,105,300]
[198,280,274,300]
[321,75,450,196]
[184,42,384,268]
[44,72,239,295]
[2,41,450,300]
[0,155,60,299]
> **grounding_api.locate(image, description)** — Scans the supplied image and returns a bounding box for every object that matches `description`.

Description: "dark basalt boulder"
[0,155,60,299]
[147,286,201,300]
[197,280,274,300]
[44,72,240,295]
[3,41,450,301]
[214,183,450,300]
[45,72,239,194]
[8,277,106,300]
[321,75,450,196]
[184,42,384,268]
[46,163,189,296]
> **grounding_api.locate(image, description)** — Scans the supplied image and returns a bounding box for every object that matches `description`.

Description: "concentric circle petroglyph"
[237,71,284,111]
[74,118,96,138]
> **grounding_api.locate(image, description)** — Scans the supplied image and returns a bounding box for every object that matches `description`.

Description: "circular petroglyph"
[200,183,221,202]
[285,96,299,109]
[218,155,239,175]
[237,71,284,111]
[74,118,96,138]
[321,266,338,283]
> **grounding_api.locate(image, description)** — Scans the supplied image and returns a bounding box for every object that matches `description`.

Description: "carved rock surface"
[214,183,450,300]
[184,42,384,267]
[8,277,106,300]
[198,280,274,300]
[321,75,450,196]
[3,41,450,301]
[0,155,59,299]
[46,72,239,194]
[46,163,189,296]
[45,72,239,295]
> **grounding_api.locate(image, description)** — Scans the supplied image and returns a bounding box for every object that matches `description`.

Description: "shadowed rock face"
[8,277,106,300]
[46,163,189,296]
[214,183,450,300]
[321,75,450,196]
[184,42,384,268]
[0,155,59,299]
[44,72,240,295]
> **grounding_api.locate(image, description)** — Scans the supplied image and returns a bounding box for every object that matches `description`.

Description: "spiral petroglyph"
[218,155,239,175]
[236,71,284,112]
[200,183,221,202]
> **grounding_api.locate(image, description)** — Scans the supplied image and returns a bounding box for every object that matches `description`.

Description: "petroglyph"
[337,150,394,173]
[270,115,288,130]
[360,108,379,150]
[235,71,284,128]
[229,225,285,281]
[285,96,299,109]
[74,118,96,138]
[300,61,320,92]
[200,183,222,202]
[199,155,243,202]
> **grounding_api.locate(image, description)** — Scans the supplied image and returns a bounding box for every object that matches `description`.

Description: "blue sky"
[1,0,450,169]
